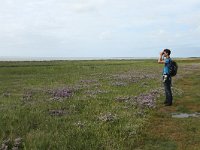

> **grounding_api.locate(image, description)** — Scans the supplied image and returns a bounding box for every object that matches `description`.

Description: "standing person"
[158,49,173,106]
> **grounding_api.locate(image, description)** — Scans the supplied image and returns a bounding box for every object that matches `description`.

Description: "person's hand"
[160,51,164,56]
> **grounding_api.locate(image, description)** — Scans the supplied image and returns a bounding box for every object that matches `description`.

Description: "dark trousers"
[163,75,173,104]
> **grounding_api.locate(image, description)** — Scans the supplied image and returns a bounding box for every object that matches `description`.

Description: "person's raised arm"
[158,51,165,64]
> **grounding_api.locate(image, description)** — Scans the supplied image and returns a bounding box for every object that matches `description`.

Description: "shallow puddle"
[172,113,200,118]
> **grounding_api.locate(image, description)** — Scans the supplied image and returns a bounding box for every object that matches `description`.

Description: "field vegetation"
[0,59,200,149]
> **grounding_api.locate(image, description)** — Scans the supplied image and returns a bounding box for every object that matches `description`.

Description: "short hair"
[164,49,171,55]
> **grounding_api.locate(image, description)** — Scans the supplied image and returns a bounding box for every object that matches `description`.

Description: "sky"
[1,0,200,58]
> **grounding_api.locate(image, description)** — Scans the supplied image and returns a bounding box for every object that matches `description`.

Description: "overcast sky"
[1,0,200,58]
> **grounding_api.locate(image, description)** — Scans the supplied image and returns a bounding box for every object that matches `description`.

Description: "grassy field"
[0,59,200,149]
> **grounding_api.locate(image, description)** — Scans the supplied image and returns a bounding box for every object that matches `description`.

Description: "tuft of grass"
[176,105,190,113]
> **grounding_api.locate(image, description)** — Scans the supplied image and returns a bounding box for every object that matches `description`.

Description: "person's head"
[163,49,171,57]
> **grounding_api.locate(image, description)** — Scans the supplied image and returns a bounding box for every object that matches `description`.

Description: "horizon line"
[0,56,199,61]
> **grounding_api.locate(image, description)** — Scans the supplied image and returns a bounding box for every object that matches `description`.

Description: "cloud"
[0,0,200,57]
[69,0,106,13]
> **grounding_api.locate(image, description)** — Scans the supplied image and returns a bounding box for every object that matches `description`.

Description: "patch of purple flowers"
[134,93,156,108]
[114,88,164,108]
[134,89,161,108]
[109,71,159,86]
[50,87,73,99]
[0,138,22,150]
[98,112,118,122]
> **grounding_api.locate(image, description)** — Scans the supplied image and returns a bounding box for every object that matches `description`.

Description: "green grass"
[0,59,200,149]
[139,59,200,150]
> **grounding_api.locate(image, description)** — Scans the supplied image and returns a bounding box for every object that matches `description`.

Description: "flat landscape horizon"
[0,56,200,61]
